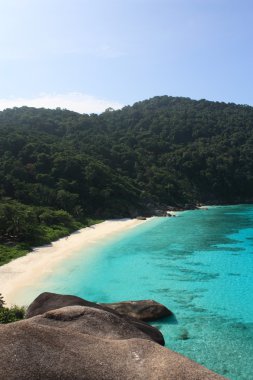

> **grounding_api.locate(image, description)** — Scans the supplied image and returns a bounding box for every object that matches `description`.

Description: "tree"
[0,294,5,308]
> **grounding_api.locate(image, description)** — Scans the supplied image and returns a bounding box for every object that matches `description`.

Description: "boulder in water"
[100,299,173,321]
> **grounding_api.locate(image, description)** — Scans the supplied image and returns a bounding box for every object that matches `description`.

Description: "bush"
[0,305,25,324]
[0,293,25,324]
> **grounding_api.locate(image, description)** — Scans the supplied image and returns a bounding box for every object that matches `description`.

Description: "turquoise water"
[19,205,253,379]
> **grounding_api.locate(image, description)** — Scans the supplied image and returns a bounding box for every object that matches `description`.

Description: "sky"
[0,0,252,113]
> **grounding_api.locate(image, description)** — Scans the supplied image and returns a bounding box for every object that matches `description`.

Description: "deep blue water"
[18,205,253,379]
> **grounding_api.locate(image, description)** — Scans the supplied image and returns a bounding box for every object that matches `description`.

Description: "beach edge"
[0,218,151,306]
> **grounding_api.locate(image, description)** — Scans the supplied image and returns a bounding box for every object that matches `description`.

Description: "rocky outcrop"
[31,306,161,342]
[26,292,96,318]
[26,292,172,322]
[100,299,173,321]
[0,303,225,380]
[26,292,165,345]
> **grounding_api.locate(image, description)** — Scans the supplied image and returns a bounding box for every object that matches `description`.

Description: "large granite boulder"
[0,305,225,380]
[26,292,172,321]
[100,299,173,321]
[26,292,165,345]
[25,292,95,318]
[30,305,161,342]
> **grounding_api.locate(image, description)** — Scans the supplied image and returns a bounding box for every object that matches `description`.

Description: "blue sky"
[0,0,252,113]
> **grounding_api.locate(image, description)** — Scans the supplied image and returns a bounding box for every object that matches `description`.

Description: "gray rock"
[100,299,173,321]
[25,292,94,318]
[31,305,158,342]
[0,306,226,380]
[26,292,165,345]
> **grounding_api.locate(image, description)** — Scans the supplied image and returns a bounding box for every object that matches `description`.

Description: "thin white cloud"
[96,44,126,59]
[0,93,124,114]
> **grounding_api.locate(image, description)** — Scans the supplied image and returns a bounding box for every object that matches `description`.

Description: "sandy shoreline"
[0,218,149,306]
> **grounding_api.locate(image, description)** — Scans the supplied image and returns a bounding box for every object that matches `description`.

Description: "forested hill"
[0,96,253,258]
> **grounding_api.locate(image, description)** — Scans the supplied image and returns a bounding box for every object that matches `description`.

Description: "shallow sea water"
[18,205,253,379]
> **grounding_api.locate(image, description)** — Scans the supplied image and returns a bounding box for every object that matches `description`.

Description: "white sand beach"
[0,218,149,306]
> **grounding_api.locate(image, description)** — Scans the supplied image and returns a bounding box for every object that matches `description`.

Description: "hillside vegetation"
[1,96,253,262]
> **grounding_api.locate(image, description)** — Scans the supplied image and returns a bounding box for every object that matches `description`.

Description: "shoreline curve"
[0,218,150,306]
